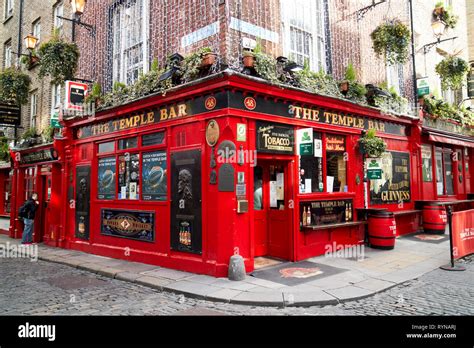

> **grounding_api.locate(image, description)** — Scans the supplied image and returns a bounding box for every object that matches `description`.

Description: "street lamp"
[71,0,87,16]
[24,34,38,51]
[431,19,446,40]
[57,0,94,40]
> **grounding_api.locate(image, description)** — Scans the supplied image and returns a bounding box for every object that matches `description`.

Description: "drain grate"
[41,275,108,290]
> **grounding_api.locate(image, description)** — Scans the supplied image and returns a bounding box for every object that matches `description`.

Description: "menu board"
[98,157,116,200]
[300,199,353,227]
[142,151,167,201]
[370,151,411,205]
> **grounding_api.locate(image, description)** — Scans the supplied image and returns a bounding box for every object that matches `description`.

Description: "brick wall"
[0,0,73,139]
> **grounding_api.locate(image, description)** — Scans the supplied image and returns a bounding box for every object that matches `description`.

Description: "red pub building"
[7,72,474,277]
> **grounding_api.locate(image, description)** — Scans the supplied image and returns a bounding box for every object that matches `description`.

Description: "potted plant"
[358,129,387,158]
[294,63,343,98]
[84,82,102,108]
[38,32,80,85]
[340,63,367,103]
[370,20,411,65]
[433,2,458,29]
[435,56,469,91]
[0,68,31,105]
[200,47,217,68]
[20,50,40,69]
[243,50,255,68]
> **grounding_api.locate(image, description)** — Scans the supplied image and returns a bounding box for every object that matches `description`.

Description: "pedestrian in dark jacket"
[21,193,39,245]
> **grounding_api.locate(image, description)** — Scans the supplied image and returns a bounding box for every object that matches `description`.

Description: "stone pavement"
[0,233,455,307]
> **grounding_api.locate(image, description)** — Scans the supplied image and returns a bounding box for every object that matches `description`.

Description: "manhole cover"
[41,275,108,290]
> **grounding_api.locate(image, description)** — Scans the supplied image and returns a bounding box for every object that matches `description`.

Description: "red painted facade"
[8,73,474,277]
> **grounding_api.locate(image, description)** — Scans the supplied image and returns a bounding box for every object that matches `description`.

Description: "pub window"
[325,135,347,193]
[142,132,165,147]
[118,137,138,150]
[98,141,115,153]
[299,132,349,194]
[118,153,140,200]
[421,145,433,182]
[300,132,323,193]
[24,167,37,201]
[98,157,116,200]
[435,148,455,196]
[142,151,167,201]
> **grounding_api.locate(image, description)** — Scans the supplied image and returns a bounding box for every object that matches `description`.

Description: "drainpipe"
[14,0,25,146]
[409,0,418,108]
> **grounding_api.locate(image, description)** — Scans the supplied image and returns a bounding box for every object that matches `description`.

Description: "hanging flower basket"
[370,20,411,65]
[358,129,387,158]
[38,35,80,85]
[435,56,469,91]
[0,68,31,105]
[433,2,458,29]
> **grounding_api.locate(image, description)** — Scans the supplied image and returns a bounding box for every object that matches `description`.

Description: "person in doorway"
[254,179,263,210]
[20,193,39,245]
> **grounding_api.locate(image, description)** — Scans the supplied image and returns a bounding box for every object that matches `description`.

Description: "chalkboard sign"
[370,151,411,205]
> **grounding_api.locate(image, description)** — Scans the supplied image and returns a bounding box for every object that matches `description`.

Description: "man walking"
[20,193,39,245]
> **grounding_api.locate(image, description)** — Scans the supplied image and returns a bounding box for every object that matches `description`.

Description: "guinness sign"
[256,122,294,154]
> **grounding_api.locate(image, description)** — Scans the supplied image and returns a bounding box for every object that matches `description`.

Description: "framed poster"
[98,157,116,200]
[256,122,295,154]
[142,151,167,201]
[170,150,202,254]
[370,151,411,205]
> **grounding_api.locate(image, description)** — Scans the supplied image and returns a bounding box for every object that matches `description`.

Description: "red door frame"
[254,154,295,261]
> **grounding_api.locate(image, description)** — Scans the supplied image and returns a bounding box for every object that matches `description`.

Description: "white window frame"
[51,84,62,113]
[386,62,402,95]
[54,2,64,30]
[4,0,14,19]
[4,41,12,69]
[281,0,326,72]
[33,19,41,43]
[30,92,38,129]
[111,0,149,85]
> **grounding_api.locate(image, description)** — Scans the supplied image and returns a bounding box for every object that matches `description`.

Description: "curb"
[37,251,406,307]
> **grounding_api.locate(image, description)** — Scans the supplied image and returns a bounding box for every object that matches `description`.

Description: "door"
[40,174,52,241]
[253,160,292,260]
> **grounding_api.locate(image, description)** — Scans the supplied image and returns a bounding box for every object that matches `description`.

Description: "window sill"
[301,221,366,231]
[3,14,13,25]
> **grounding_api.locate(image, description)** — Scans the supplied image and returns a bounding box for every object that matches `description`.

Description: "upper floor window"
[30,92,38,128]
[32,19,41,43]
[4,40,12,69]
[51,84,62,112]
[111,0,149,85]
[4,0,14,19]
[281,0,327,71]
[387,63,404,96]
[54,2,64,31]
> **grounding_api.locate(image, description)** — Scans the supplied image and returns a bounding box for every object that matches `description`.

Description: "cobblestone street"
[1,256,473,316]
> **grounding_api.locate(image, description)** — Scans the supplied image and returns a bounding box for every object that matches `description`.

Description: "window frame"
[95,130,167,202]
[53,2,64,31]
[32,18,41,43]
[435,147,457,197]
[281,0,327,72]
[30,91,38,129]
[4,40,12,69]
[298,130,350,196]
[4,0,14,19]
[111,0,150,86]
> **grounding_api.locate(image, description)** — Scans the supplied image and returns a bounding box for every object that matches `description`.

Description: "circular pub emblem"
[205,119,220,147]
[244,97,257,110]
[205,96,217,110]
